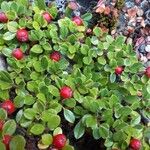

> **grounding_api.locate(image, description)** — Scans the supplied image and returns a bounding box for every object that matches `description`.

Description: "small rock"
[140,54,148,63]
[127,38,133,44]
[111,29,116,35]
[137,8,143,16]
[145,45,150,52]
[0,55,7,71]
[147,52,150,59]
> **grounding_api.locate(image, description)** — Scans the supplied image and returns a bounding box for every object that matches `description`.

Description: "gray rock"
[0,55,7,71]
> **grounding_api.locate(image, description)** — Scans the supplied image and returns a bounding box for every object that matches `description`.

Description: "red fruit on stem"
[42,12,52,23]
[145,67,150,78]
[0,120,4,131]
[50,51,61,62]
[72,16,83,26]
[130,138,141,150]
[16,29,29,42]
[1,100,15,115]
[12,48,23,60]
[0,12,8,23]
[52,134,67,149]
[115,66,124,75]
[2,135,12,150]
[60,86,73,99]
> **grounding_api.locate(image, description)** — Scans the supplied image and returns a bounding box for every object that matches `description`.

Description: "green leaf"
[64,108,75,123]
[81,13,92,21]
[93,27,101,37]
[83,56,92,65]
[63,98,76,108]
[24,108,37,120]
[24,95,35,106]
[9,135,26,150]
[1,1,10,12]
[98,56,106,65]
[42,134,53,145]
[3,32,16,41]
[47,114,61,130]
[85,115,97,129]
[99,124,109,139]
[62,145,74,150]
[146,84,150,94]
[48,85,59,97]
[74,121,85,139]
[7,21,18,32]
[14,96,24,108]
[0,141,6,150]
[30,124,45,135]
[53,127,62,136]
[30,45,43,54]
[80,44,89,55]
[2,120,16,135]
[35,0,46,10]
[110,73,116,83]
[0,108,7,120]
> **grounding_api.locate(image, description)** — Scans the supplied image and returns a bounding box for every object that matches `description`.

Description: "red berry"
[1,100,15,115]
[0,120,4,131]
[12,48,23,60]
[72,16,83,26]
[16,29,29,42]
[60,86,73,99]
[42,12,52,23]
[86,28,92,35]
[52,134,67,149]
[2,135,12,150]
[50,51,61,62]
[130,138,141,150]
[115,66,124,75]
[0,12,8,23]
[145,67,150,78]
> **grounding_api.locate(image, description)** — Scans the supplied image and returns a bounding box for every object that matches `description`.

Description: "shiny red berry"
[0,12,8,23]
[115,66,124,75]
[1,100,15,115]
[72,16,83,26]
[60,86,73,99]
[52,134,67,149]
[0,120,4,131]
[16,29,29,42]
[12,48,23,60]
[42,12,52,23]
[2,135,12,150]
[50,51,61,62]
[130,138,141,150]
[145,67,150,78]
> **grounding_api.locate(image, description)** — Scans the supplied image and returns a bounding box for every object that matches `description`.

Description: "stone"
[145,45,150,52]
[0,55,7,71]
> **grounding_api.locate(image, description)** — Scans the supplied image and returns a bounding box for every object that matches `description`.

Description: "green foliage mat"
[0,0,150,150]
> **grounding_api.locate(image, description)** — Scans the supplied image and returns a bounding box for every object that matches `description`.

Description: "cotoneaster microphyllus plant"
[0,0,149,150]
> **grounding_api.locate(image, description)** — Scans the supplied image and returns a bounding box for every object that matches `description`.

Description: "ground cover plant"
[0,0,150,150]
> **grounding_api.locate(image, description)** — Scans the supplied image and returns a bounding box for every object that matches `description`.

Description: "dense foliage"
[0,0,150,150]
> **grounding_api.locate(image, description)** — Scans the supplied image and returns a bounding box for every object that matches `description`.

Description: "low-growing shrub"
[0,0,150,150]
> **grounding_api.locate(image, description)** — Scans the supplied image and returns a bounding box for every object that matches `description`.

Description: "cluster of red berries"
[0,120,12,150]
[0,100,16,150]
[115,66,150,79]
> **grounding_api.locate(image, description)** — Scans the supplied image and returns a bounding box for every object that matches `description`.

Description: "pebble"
[127,37,133,44]
[145,45,150,52]
[0,55,7,71]
[147,52,150,59]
